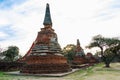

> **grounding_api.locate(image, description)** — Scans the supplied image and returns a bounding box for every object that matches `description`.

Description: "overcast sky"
[0,0,120,56]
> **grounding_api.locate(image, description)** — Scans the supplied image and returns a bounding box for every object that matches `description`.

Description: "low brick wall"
[0,61,24,71]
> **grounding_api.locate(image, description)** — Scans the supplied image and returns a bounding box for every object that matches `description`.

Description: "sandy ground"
[0,63,120,80]
[84,73,120,80]
[83,63,120,80]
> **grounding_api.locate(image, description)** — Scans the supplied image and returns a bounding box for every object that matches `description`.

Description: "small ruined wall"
[0,61,24,71]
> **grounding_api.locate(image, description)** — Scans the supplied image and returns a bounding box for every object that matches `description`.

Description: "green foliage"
[2,46,19,62]
[0,71,3,76]
[86,35,120,49]
[86,35,105,49]
[62,44,76,62]
[104,44,120,63]
[86,34,120,67]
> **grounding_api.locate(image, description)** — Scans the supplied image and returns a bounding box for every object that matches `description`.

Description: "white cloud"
[0,0,120,55]
[0,16,10,26]
[0,31,8,38]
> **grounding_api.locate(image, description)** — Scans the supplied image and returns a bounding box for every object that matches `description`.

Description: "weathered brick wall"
[21,55,71,74]
[72,56,87,65]
[0,61,24,71]
[26,55,67,64]
[21,63,71,74]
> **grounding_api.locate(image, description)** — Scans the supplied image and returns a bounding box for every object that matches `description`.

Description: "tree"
[0,46,2,53]
[3,46,19,62]
[86,35,120,67]
[104,44,120,62]
[0,46,6,61]
[62,44,76,62]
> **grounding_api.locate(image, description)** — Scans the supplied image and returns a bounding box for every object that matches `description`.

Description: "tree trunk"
[105,62,110,68]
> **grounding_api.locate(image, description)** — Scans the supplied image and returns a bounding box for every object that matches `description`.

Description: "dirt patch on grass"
[64,63,120,80]
[110,63,120,70]
[83,71,120,80]
[82,63,120,80]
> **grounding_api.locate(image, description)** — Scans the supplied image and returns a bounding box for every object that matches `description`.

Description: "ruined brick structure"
[86,53,98,63]
[20,3,71,74]
[72,39,87,65]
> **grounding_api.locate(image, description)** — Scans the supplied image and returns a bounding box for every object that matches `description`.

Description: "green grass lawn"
[0,63,120,80]
[0,71,3,76]
[64,63,120,80]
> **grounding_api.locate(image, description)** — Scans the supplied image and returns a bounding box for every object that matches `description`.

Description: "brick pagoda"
[86,53,98,63]
[72,39,87,65]
[20,3,71,74]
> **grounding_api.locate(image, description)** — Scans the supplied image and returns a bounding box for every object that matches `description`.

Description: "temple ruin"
[20,3,71,74]
[72,39,87,65]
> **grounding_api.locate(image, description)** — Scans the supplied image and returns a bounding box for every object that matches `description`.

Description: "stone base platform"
[5,69,79,77]
[71,64,90,69]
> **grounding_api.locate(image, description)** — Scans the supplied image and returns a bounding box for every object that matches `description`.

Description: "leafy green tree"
[3,46,19,62]
[86,35,120,67]
[62,44,76,62]
[0,46,5,61]
[104,44,120,63]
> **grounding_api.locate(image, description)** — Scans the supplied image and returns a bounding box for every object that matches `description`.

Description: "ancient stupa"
[72,39,87,65]
[86,53,98,63]
[20,3,71,74]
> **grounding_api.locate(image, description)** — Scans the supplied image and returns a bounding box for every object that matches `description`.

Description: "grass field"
[0,63,120,80]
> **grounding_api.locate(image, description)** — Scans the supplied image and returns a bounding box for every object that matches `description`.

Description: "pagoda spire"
[43,3,52,25]
[77,39,80,46]
[76,39,85,56]
[76,39,82,52]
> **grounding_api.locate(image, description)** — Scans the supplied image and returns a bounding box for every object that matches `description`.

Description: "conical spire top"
[77,39,80,46]
[43,3,52,25]
[76,39,85,56]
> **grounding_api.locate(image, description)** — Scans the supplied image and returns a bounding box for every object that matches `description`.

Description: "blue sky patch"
[0,25,17,41]
[110,0,120,9]
[0,0,27,9]
[111,4,120,9]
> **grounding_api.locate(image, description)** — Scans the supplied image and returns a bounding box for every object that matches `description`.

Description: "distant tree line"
[0,46,22,62]
[62,44,76,63]
[0,46,23,71]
